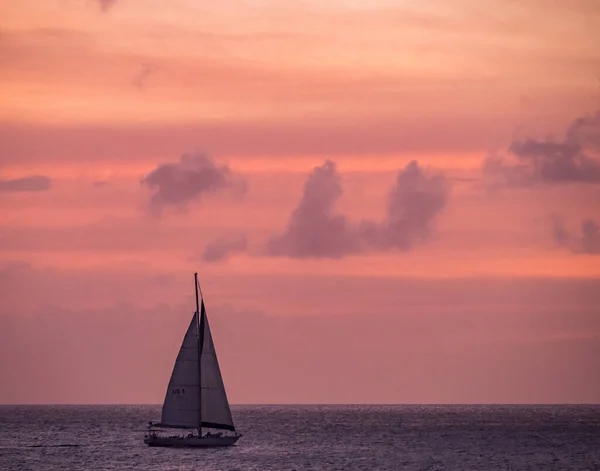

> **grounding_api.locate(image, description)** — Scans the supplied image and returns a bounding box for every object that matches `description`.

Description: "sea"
[0,405,599,470]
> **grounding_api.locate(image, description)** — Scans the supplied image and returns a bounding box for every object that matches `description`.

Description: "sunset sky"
[1,0,599,404]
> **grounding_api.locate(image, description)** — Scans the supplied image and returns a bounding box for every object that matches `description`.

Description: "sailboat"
[144,273,242,447]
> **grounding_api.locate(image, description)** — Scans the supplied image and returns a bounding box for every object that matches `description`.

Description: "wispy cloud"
[132,64,158,90]
[94,0,118,13]
[202,234,248,263]
[0,175,51,193]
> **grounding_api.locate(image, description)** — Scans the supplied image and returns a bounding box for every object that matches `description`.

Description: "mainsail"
[158,299,235,432]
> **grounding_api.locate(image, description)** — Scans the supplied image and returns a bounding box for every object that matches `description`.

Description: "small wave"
[28,444,83,448]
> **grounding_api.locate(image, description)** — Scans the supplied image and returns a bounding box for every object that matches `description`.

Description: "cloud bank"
[484,111,600,187]
[2,263,599,404]
[142,152,245,215]
[266,160,450,258]
[2,262,599,404]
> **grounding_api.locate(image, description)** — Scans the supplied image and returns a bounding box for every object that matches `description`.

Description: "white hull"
[144,435,240,447]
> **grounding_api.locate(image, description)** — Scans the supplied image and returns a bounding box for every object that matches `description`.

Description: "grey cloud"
[202,235,248,263]
[266,160,450,259]
[581,219,600,254]
[266,160,364,259]
[551,214,570,247]
[484,111,600,188]
[0,175,51,193]
[142,152,245,214]
[566,111,600,148]
[362,160,450,250]
[552,216,600,255]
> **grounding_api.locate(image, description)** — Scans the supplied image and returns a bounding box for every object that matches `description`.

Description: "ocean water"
[0,405,599,470]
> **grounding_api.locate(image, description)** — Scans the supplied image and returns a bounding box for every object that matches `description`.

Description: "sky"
[0,0,599,404]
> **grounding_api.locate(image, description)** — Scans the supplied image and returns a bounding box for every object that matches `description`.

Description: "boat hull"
[144,435,240,447]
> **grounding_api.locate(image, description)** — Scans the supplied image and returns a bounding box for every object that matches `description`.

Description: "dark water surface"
[0,405,598,470]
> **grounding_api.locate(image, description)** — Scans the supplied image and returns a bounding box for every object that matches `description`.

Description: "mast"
[194,272,202,436]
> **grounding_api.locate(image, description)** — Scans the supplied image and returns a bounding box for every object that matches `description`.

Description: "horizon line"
[2,403,599,406]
